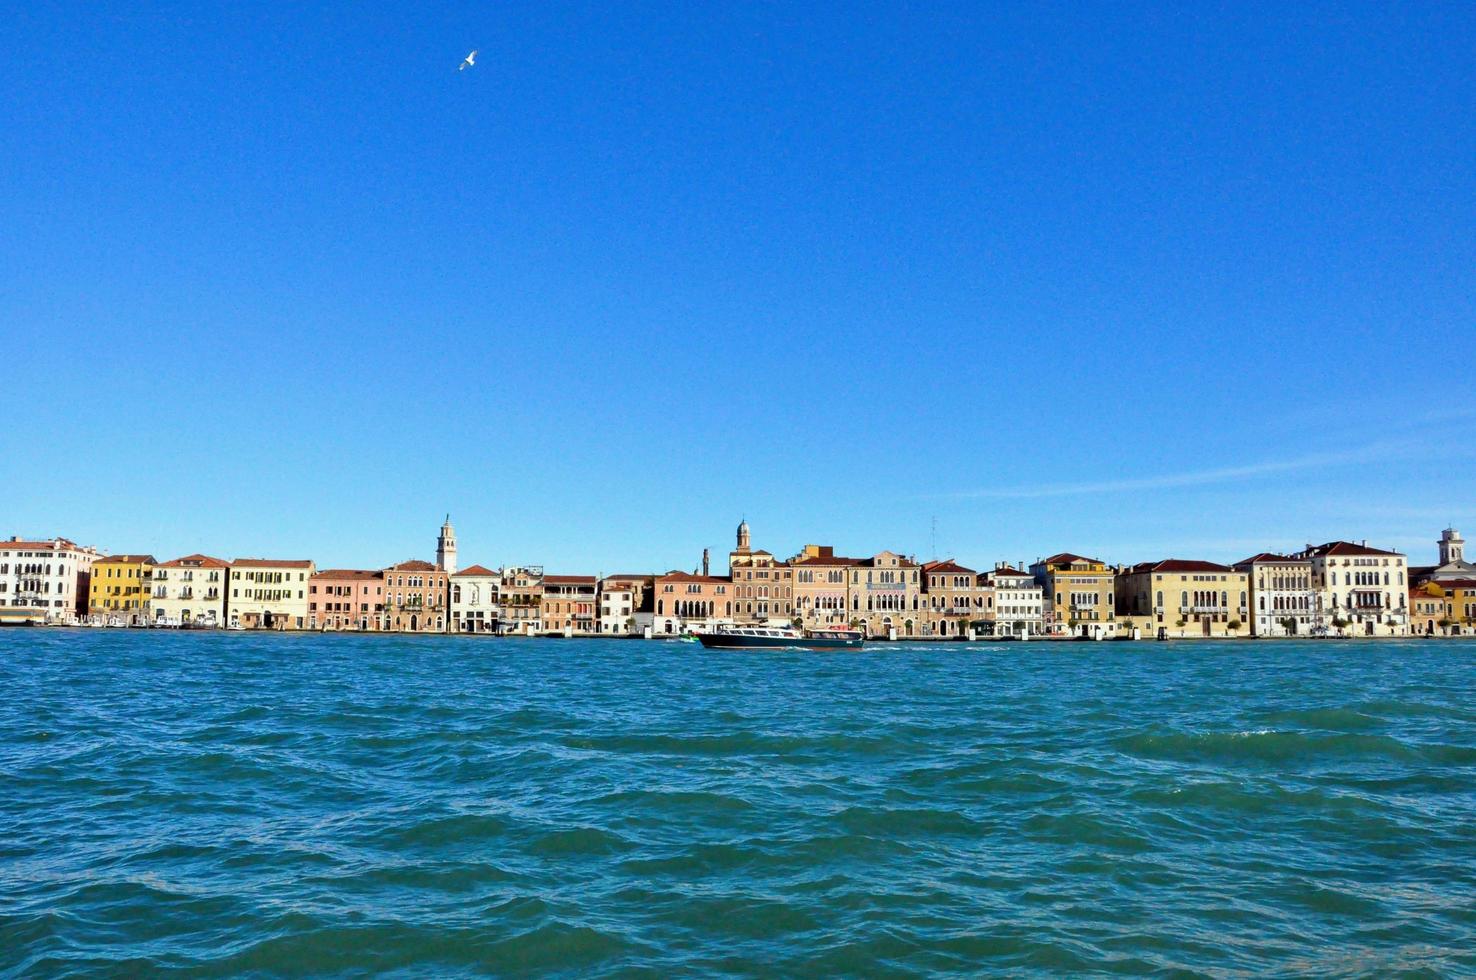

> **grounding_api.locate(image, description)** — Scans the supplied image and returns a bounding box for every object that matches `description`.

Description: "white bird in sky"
[458,49,478,71]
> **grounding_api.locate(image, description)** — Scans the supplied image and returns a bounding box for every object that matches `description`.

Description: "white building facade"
[227,559,314,629]
[982,565,1045,637]
[0,536,102,624]
[1234,553,1317,636]
[599,576,655,635]
[1297,540,1408,636]
[151,554,229,626]
[451,564,500,633]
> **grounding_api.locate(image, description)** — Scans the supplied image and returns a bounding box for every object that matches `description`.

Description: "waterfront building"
[791,545,862,629]
[1411,579,1476,635]
[729,521,794,624]
[1422,578,1476,640]
[1233,553,1317,636]
[920,559,982,638]
[0,536,102,625]
[450,564,500,633]
[980,564,1045,637]
[542,575,597,635]
[382,559,449,632]
[435,516,458,575]
[87,553,155,624]
[1410,582,1447,636]
[1446,581,1476,633]
[849,551,922,638]
[499,566,544,635]
[1295,541,1408,636]
[150,554,228,626]
[1410,527,1474,585]
[227,558,314,630]
[308,569,384,631]
[1114,560,1250,638]
[1031,553,1116,638]
[654,571,732,634]
[598,574,655,635]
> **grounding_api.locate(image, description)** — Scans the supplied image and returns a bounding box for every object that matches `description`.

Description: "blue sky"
[3,2,1473,573]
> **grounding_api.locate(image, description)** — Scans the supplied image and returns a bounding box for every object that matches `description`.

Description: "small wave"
[526,825,634,857]
[375,811,513,849]
[1255,706,1383,732]
[1116,729,1426,767]
[835,804,983,838]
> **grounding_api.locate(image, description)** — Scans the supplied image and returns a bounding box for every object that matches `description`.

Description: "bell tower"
[1440,527,1464,565]
[436,515,458,575]
[736,518,751,554]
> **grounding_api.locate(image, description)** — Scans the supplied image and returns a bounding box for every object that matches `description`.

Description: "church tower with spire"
[436,515,458,575]
[1440,527,1465,566]
[736,518,751,554]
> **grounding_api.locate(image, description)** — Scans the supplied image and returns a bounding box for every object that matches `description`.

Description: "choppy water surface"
[3,632,1475,976]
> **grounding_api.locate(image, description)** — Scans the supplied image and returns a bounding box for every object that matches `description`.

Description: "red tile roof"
[790,554,863,566]
[232,558,314,569]
[1,537,89,551]
[312,569,383,580]
[658,571,733,583]
[96,554,157,564]
[158,554,231,569]
[544,575,597,584]
[1041,552,1102,566]
[385,560,439,572]
[1126,559,1235,574]
[453,564,498,577]
[1234,553,1310,566]
[1300,541,1405,558]
[921,559,977,575]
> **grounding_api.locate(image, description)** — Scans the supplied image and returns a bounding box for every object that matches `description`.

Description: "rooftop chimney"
[702,548,710,577]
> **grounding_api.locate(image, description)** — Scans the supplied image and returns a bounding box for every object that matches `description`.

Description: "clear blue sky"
[4,2,1473,573]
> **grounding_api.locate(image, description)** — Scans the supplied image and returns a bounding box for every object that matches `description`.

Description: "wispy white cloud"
[938,441,1428,500]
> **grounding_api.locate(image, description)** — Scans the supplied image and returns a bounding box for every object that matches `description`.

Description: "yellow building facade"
[1449,582,1476,631]
[227,558,315,630]
[1031,553,1116,638]
[1411,580,1476,636]
[87,554,155,623]
[1115,560,1250,638]
[1409,582,1446,636]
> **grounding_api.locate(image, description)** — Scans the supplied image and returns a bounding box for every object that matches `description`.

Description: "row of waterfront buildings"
[3,519,1475,639]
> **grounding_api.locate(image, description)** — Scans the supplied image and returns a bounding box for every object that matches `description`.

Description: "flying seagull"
[458,49,477,71]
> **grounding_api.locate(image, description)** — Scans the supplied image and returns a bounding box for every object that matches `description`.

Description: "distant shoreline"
[9,626,1474,643]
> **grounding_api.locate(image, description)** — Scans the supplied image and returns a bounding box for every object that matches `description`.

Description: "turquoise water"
[3,632,1474,976]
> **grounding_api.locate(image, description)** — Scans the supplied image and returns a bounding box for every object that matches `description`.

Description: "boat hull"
[697,633,864,650]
